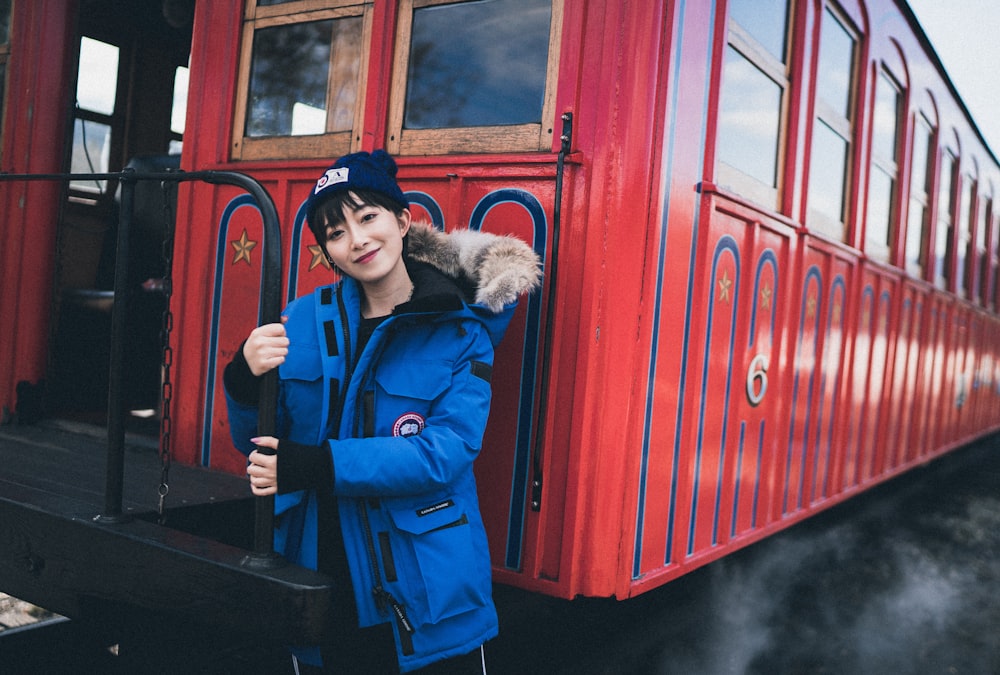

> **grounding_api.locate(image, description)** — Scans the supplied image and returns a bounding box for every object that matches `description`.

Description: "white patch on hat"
[393,412,425,438]
[314,167,350,195]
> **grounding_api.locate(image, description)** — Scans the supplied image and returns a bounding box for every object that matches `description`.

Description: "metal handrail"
[0,169,282,566]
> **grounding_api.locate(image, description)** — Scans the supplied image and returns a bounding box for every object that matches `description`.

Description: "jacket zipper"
[340,310,414,649]
[358,501,415,652]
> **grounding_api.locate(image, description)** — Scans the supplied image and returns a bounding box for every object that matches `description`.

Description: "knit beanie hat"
[304,150,408,224]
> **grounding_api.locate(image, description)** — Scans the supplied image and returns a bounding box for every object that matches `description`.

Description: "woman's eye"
[328,229,344,240]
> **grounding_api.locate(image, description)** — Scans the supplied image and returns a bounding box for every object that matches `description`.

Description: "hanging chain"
[157,177,178,523]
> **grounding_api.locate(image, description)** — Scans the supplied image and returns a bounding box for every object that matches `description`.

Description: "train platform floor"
[1,426,998,674]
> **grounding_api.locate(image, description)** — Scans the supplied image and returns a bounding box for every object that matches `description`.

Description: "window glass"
[934,152,955,289]
[246,17,361,137]
[871,73,899,167]
[958,175,974,296]
[71,37,120,196]
[76,37,119,116]
[807,5,856,240]
[905,200,926,274]
[172,66,188,136]
[906,115,933,277]
[718,47,782,187]
[866,168,893,252]
[728,0,788,59]
[404,0,551,129]
[866,71,901,261]
[815,9,854,119]
[977,195,991,304]
[809,120,848,225]
[0,0,10,45]
[716,0,790,208]
[70,119,112,194]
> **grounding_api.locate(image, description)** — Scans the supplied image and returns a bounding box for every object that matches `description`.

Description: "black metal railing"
[0,169,282,567]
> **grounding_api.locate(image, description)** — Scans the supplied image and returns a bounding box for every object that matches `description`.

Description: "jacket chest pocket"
[373,360,451,435]
[278,344,331,441]
[384,498,486,626]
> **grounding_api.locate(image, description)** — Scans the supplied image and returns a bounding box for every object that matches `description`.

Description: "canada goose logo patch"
[393,412,425,437]
[314,167,349,194]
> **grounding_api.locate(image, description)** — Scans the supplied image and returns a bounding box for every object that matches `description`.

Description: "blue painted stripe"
[201,194,263,467]
[691,236,739,554]
[632,0,721,578]
[731,421,746,538]
[751,420,764,529]
[468,189,547,572]
[783,266,822,514]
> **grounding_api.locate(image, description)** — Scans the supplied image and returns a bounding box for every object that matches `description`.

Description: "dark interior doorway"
[47,0,193,434]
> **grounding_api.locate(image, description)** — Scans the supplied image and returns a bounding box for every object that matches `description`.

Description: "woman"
[224,150,541,673]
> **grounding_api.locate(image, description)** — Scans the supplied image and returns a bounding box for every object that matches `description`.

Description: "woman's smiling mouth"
[354,249,379,264]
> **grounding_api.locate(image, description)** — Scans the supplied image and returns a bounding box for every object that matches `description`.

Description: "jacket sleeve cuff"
[277,440,334,494]
[223,341,261,406]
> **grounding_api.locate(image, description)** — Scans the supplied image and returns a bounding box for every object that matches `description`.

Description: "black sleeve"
[277,440,335,494]
[223,341,261,406]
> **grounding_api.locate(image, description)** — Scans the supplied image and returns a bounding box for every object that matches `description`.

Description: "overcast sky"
[907,0,1000,156]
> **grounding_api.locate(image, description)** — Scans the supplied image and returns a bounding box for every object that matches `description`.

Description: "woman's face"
[324,196,411,290]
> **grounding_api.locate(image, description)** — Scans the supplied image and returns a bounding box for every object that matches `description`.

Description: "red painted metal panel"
[0,0,77,414]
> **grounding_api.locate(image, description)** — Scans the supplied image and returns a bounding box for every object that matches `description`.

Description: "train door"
[47,0,192,432]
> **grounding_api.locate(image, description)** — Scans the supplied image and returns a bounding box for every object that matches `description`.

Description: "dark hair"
[307,189,410,257]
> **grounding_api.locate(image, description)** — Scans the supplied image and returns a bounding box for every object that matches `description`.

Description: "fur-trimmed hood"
[407,220,542,313]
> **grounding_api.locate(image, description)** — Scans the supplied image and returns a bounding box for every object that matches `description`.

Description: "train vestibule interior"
[45,0,194,434]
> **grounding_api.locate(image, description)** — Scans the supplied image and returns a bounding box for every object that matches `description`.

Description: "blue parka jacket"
[225,223,541,672]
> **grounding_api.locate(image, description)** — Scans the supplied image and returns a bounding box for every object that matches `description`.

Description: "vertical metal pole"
[99,170,135,523]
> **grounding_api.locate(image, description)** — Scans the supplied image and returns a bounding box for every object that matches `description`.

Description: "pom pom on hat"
[304,149,408,222]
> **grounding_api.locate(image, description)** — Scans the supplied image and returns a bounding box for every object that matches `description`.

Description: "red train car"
[2,0,999,636]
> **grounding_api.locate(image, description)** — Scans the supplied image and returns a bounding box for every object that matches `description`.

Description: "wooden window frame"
[386,0,563,156]
[231,0,373,162]
[716,4,793,211]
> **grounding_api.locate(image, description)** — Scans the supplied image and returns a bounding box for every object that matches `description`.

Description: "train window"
[0,0,9,44]
[807,6,858,240]
[169,66,188,155]
[387,0,562,155]
[933,150,956,290]
[865,70,903,262]
[717,0,791,208]
[976,186,991,305]
[69,37,120,199]
[905,114,934,278]
[232,1,373,161]
[957,171,976,297]
[992,206,1000,310]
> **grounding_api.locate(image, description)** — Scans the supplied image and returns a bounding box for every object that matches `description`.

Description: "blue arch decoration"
[201,194,265,467]
[467,188,548,571]
[783,265,823,514]
[690,235,741,553]
[731,248,779,537]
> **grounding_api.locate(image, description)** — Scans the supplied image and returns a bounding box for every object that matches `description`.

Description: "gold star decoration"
[308,244,332,271]
[806,293,817,319]
[718,269,733,303]
[760,283,772,311]
[231,229,257,266]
